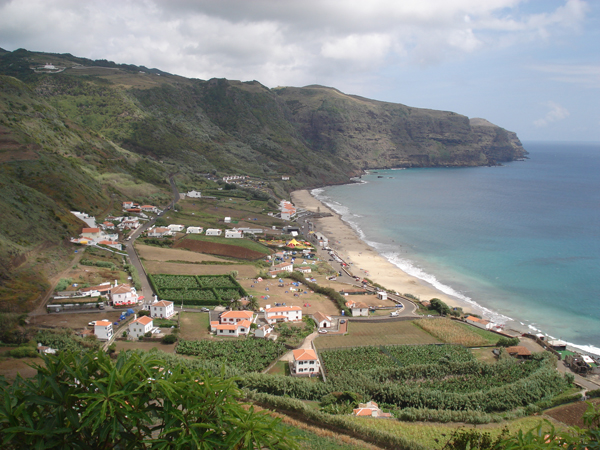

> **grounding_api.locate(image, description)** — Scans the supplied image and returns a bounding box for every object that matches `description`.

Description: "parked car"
[340,319,345,324]
[200,307,210,312]
[88,321,97,326]
[390,311,399,317]
[318,329,328,334]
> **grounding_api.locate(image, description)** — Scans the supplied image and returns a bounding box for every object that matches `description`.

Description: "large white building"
[205,229,222,236]
[111,284,138,306]
[225,229,243,238]
[264,305,302,324]
[291,349,320,375]
[129,316,154,339]
[151,300,175,319]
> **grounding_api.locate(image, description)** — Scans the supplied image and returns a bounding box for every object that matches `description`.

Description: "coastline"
[291,190,470,311]
[291,188,540,338]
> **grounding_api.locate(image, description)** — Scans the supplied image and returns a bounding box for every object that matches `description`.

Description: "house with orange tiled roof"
[352,401,393,418]
[210,319,252,337]
[98,240,122,251]
[465,315,492,330]
[147,227,172,238]
[94,320,113,340]
[264,305,302,324]
[291,349,320,376]
[219,310,254,324]
[150,300,174,319]
[81,227,101,240]
[140,205,158,213]
[345,301,369,317]
[313,311,332,328]
[129,315,155,339]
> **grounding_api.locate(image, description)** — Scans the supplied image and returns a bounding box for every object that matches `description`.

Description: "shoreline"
[290,188,535,337]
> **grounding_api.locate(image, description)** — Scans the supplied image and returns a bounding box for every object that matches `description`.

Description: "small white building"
[94,320,114,341]
[224,217,231,223]
[187,190,202,198]
[377,291,388,301]
[147,227,172,238]
[292,349,320,376]
[225,229,243,238]
[151,300,175,319]
[346,301,369,317]
[271,262,293,272]
[465,316,492,330]
[313,311,332,328]
[255,324,273,338]
[186,226,204,234]
[140,205,158,213]
[206,228,222,236]
[129,316,154,339]
[264,305,302,324]
[295,266,312,274]
[168,224,185,232]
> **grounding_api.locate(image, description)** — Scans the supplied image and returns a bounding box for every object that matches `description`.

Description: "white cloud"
[534,101,570,127]
[0,0,591,88]
[529,63,600,88]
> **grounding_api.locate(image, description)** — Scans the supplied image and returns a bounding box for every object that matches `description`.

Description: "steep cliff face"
[276,85,527,168]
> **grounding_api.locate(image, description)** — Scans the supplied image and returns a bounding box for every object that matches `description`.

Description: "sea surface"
[312,142,600,355]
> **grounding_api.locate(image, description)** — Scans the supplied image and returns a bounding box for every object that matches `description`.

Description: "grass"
[470,347,499,364]
[314,320,440,349]
[267,360,290,376]
[179,312,210,340]
[414,318,498,347]
[185,234,272,255]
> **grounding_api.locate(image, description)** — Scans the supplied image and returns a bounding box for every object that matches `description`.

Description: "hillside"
[0,48,527,312]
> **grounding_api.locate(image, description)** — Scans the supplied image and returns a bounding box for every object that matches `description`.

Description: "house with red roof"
[219,310,254,324]
[80,227,102,241]
[345,301,369,317]
[98,240,122,251]
[129,315,155,339]
[141,205,158,213]
[291,349,320,376]
[465,315,492,330]
[150,300,174,319]
[264,305,302,324]
[210,319,252,337]
[147,227,172,238]
[313,311,332,328]
[352,401,393,418]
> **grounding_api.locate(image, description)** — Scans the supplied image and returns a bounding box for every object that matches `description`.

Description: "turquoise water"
[313,142,600,354]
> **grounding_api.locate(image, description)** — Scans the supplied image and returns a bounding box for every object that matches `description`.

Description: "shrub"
[496,337,520,347]
[162,334,177,344]
[144,331,152,338]
[9,347,39,358]
[138,310,150,317]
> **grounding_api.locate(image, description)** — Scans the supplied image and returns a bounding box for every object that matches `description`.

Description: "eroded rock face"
[276,85,527,168]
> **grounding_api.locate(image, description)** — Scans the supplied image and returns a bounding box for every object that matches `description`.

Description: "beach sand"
[291,189,468,311]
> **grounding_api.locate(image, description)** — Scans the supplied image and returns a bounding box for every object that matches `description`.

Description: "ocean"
[312,142,600,355]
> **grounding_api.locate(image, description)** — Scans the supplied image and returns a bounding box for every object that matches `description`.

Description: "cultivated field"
[175,237,269,260]
[32,311,122,330]
[114,340,177,354]
[239,278,341,316]
[179,311,211,340]
[136,244,233,263]
[144,261,258,277]
[415,318,499,346]
[314,320,441,349]
[0,352,39,380]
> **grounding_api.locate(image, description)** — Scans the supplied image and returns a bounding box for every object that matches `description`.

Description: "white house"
[295,266,311,274]
[168,224,185,232]
[122,201,136,209]
[187,190,202,198]
[94,320,114,341]
[141,205,158,213]
[264,305,302,324]
[465,316,492,330]
[224,217,231,223]
[71,211,97,228]
[282,176,290,181]
[271,262,293,272]
[377,291,388,301]
[80,227,102,242]
[98,240,122,251]
[254,324,273,338]
[206,228,222,236]
[120,218,140,230]
[292,349,320,376]
[187,226,203,234]
[313,311,332,329]
[151,300,175,319]
[147,227,172,238]
[111,284,138,306]
[219,310,254,324]
[210,319,251,337]
[129,316,154,339]
[225,229,243,238]
[346,301,369,317]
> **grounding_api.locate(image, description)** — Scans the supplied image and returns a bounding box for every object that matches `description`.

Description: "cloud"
[534,101,570,127]
[529,63,600,88]
[0,0,591,87]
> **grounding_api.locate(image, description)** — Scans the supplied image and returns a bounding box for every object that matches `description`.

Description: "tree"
[0,350,298,449]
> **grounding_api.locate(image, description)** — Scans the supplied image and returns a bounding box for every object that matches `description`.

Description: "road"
[125,175,181,306]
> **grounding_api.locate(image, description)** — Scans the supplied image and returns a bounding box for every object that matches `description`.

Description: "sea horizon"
[311,141,600,356]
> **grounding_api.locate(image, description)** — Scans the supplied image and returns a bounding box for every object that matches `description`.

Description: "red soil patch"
[174,239,265,260]
[545,398,600,428]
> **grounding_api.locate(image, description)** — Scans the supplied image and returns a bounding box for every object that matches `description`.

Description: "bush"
[496,337,520,347]
[162,334,177,344]
[138,310,150,317]
[144,331,152,338]
[587,388,600,399]
[9,347,39,358]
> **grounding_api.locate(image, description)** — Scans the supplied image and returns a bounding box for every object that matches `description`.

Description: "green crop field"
[185,234,271,255]
[314,320,440,349]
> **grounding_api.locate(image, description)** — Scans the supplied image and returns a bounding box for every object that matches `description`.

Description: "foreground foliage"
[0,350,297,449]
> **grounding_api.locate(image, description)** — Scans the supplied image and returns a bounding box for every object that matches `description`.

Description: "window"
[229,330,235,334]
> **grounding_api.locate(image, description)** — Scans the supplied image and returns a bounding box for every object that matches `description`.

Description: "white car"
[318,329,328,334]
[88,321,97,326]
[390,312,399,317]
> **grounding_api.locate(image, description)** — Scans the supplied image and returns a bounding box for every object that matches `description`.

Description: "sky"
[0,0,598,142]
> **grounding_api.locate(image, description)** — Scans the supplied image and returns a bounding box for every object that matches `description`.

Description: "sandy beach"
[291,189,469,311]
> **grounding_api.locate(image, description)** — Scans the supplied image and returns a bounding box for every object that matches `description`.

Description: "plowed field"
[175,239,266,260]
[545,398,600,428]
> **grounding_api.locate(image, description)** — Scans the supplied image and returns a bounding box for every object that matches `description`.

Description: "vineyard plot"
[149,274,247,306]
